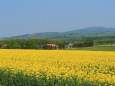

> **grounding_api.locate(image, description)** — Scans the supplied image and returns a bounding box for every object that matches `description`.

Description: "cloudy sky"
[0,0,115,37]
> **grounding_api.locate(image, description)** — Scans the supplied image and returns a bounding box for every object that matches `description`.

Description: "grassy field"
[64,46,115,51]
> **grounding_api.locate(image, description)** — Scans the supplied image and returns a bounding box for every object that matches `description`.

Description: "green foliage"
[0,68,113,86]
[0,41,5,48]
[26,40,39,49]
[0,38,65,49]
[3,40,21,49]
[95,40,114,45]
[72,41,94,48]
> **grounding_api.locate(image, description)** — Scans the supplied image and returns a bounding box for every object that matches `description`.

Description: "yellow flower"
[0,49,115,85]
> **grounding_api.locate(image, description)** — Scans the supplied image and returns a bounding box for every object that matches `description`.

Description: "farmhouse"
[47,44,56,47]
[65,43,72,48]
[47,44,58,49]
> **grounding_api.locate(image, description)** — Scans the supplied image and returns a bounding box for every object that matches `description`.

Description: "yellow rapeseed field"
[0,49,115,85]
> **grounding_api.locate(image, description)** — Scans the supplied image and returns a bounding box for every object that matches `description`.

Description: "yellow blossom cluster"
[0,49,115,85]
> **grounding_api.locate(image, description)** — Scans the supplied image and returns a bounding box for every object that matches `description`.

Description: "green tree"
[5,40,21,49]
[26,40,39,49]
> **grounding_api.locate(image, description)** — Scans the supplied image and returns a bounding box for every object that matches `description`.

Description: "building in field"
[65,43,72,48]
[47,44,56,47]
[47,44,58,49]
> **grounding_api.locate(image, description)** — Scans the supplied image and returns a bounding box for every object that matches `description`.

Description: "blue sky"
[0,0,115,37]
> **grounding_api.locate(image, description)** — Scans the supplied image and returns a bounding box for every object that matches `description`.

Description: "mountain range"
[2,27,115,40]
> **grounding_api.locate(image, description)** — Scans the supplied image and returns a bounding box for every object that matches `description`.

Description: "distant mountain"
[4,32,62,39]
[64,27,115,34]
[51,32,115,39]
[2,27,115,40]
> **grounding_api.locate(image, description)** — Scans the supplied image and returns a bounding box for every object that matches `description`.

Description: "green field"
[64,46,115,51]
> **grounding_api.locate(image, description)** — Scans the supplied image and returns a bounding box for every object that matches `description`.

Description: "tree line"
[0,38,65,49]
[72,41,94,48]
[0,38,96,49]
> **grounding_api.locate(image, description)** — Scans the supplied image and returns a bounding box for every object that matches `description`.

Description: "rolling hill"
[51,32,115,40]
[2,27,115,40]
[64,27,115,34]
